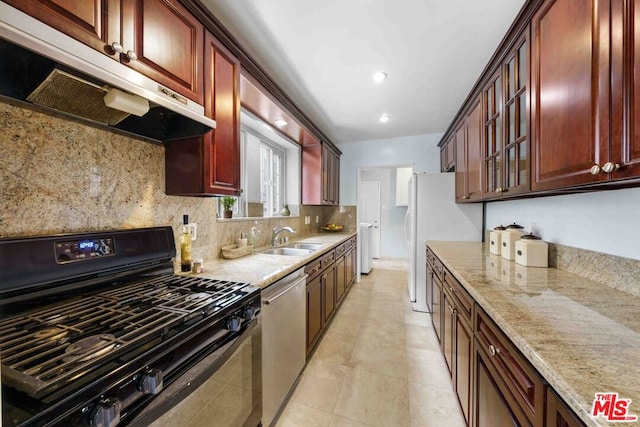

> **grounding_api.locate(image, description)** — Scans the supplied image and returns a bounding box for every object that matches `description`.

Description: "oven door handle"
[263,274,308,305]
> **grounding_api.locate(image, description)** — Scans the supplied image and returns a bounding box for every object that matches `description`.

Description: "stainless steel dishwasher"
[261,267,308,426]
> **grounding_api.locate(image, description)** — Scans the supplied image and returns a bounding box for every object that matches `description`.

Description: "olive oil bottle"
[180,214,192,272]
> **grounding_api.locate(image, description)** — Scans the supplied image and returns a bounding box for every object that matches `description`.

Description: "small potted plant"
[220,196,236,219]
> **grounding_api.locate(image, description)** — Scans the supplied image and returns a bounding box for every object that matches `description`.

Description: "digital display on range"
[55,237,115,264]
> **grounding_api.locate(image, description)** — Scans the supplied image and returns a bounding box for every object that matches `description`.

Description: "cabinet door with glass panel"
[503,33,529,196]
[483,31,530,199]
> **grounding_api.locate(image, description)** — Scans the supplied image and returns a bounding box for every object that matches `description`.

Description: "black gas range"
[0,227,262,427]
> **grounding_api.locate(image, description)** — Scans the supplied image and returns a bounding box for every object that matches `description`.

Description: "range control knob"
[226,316,242,332]
[88,398,121,427]
[241,306,255,320]
[138,368,164,395]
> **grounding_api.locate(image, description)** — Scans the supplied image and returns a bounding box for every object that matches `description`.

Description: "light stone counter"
[182,232,356,289]
[427,241,640,427]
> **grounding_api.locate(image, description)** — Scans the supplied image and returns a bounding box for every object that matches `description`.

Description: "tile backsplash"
[0,101,352,263]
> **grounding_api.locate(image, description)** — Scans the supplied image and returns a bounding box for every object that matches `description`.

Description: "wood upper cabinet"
[615,0,640,179]
[121,0,204,104]
[484,32,530,200]
[303,142,341,205]
[441,136,456,172]
[531,0,611,190]
[202,31,241,195]
[3,0,121,59]
[165,31,240,196]
[7,0,204,105]
[455,98,483,202]
[483,69,503,199]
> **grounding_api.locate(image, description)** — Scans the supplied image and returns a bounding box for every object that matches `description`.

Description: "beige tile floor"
[275,259,466,427]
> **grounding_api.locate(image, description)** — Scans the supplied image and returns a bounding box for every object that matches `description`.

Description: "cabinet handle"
[110,42,123,53]
[489,344,500,356]
[602,162,620,173]
[590,164,602,175]
[496,187,503,192]
[126,50,138,61]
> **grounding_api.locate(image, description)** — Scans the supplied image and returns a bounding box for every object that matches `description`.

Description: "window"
[260,143,285,216]
[219,109,299,219]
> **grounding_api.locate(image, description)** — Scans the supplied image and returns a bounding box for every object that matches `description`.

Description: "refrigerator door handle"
[404,209,411,243]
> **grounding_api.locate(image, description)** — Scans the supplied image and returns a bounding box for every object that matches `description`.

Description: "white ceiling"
[201,0,527,144]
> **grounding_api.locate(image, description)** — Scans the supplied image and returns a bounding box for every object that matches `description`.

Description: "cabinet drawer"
[305,257,323,281]
[322,249,336,266]
[335,242,347,257]
[426,247,436,267]
[475,307,545,427]
[433,257,445,281]
[443,271,473,325]
[349,236,357,248]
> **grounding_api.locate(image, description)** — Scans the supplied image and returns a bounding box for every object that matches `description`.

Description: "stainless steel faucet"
[272,226,296,247]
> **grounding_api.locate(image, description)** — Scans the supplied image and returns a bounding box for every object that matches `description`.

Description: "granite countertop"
[184,232,356,289]
[427,241,640,427]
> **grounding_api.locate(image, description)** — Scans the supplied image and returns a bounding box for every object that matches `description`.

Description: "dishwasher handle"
[263,274,308,305]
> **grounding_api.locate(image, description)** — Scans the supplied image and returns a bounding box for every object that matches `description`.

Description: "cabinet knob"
[462,195,469,200]
[590,164,602,175]
[602,162,620,173]
[126,50,138,61]
[489,344,500,356]
[110,42,123,53]
[496,187,503,192]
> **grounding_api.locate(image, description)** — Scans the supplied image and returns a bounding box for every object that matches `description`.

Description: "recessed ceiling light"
[274,119,288,127]
[379,114,390,123]
[372,71,388,83]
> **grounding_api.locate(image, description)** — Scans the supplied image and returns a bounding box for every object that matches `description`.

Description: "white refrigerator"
[404,173,483,312]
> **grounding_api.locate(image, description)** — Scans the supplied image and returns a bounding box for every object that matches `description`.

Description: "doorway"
[359,180,381,259]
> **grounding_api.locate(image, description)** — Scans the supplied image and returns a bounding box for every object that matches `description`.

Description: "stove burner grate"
[0,274,251,398]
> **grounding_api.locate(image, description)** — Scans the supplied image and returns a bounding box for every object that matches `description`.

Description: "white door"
[360,180,381,258]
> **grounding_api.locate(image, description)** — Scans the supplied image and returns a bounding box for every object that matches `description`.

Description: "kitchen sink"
[261,247,315,256]
[285,243,323,251]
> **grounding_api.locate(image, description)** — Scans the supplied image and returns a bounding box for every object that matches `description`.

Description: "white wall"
[338,133,442,205]
[338,133,442,258]
[485,187,640,260]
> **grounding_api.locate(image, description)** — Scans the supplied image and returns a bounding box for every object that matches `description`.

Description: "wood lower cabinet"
[305,274,323,355]
[432,273,443,344]
[322,263,336,322]
[165,31,241,196]
[546,388,586,427]
[335,253,346,304]
[441,271,474,425]
[428,245,585,427]
[475,342,531,427]
[305,238,356,356]
[7,0,204,104]
[475,307,545,427]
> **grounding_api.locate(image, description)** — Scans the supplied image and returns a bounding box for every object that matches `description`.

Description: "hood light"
[379,114,390,123]
[274,119,288,127]
[103,87,150,116]
[373,71,388,83]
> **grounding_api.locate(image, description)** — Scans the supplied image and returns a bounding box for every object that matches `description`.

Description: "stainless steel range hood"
[0,2,215,143]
